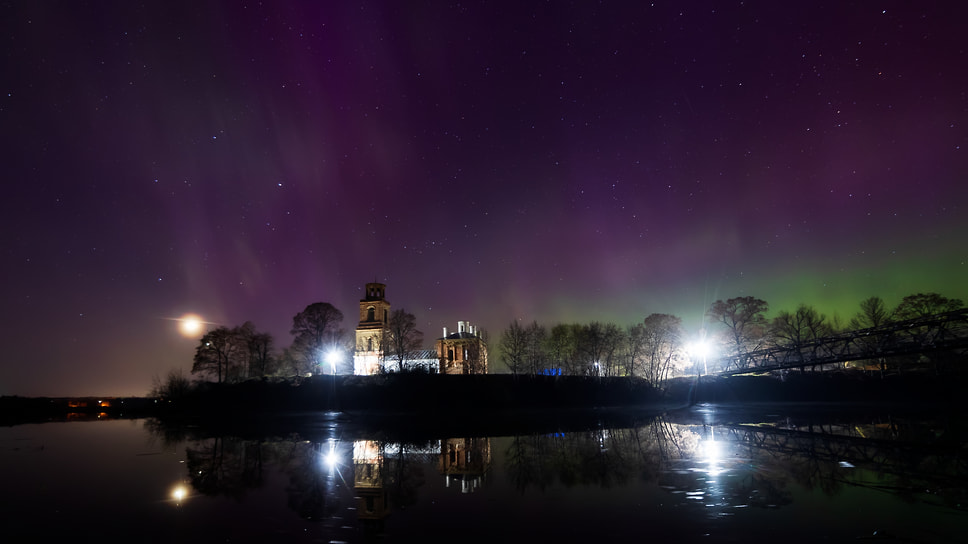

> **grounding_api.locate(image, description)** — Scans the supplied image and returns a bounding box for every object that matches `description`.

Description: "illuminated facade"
[353,284,488,375]
[354,283,391,375]
[436,321,488,375]
[353,282,439,374]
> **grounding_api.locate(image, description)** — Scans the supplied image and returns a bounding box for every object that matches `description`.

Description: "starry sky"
[2,1,965,396]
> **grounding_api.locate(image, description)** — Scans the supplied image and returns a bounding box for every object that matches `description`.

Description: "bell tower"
[354,282,391,374]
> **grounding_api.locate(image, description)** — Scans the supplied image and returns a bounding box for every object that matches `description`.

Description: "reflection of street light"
[323,440,340,470]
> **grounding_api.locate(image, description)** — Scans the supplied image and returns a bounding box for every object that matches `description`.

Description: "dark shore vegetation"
[6,367,965,430]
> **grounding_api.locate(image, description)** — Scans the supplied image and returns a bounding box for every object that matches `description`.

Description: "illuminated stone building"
[353,282,391,375]
[353,282,439,374]
[436,321,488,374]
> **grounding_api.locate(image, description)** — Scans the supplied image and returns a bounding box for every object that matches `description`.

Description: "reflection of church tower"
[353,440,389,529]
[438,437,491,493]
[354,283,390,375]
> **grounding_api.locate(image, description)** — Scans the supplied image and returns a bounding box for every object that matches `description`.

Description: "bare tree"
[849,296,892,330]
[619,323,646,377]
[574,322,623,377]
[150,368,192,399]
[192,326,244,383]
[524,321,547,375]
[278,347,309,377]
[499,320,528,375]
[547,324,581,375]
[894,293,964,372]
[290,302,344,375]
[771,304,831,371]
[384,308,423,372]
[641,313,684,384]
[893,292,963,320]
[247,329,275,378]
[707,296,770,370]
[599,323,625,377]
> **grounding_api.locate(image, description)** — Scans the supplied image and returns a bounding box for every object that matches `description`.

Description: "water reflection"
[140,407,967,542]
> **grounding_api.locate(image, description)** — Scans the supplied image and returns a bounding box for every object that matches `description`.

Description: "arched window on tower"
[367,337,373,351]
[367,306,375,321]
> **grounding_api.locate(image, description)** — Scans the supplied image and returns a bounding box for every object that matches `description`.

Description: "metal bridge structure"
[712,308,968,376]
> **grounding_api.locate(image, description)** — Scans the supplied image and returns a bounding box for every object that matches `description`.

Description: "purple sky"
[2,1,965,396]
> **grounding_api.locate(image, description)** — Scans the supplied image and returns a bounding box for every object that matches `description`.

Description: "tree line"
[152,290,963,396]
[165,303,425,392]
[497,292,964,381]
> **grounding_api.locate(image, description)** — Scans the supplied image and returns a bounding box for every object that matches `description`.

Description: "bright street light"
[688,339,711,375]
[324,348,342,375]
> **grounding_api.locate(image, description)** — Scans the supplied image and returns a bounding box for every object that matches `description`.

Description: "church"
[353,282,488,375]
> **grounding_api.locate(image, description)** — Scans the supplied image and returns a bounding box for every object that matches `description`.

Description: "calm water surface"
[2,406,966,543]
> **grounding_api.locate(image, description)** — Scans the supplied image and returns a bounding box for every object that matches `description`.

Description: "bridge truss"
[714,309,968,376]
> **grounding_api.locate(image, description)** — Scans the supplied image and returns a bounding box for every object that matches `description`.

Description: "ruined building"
[436,321,488,375]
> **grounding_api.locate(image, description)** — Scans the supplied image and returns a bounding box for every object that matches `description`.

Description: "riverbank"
[4,370,965,428]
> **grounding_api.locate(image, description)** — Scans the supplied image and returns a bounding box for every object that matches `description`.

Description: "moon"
[178,314,204,337]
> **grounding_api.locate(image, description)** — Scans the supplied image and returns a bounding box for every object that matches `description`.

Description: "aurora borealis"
[2,2,965,396]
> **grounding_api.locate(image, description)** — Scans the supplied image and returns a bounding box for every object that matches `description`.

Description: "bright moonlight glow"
[178,314,204,337]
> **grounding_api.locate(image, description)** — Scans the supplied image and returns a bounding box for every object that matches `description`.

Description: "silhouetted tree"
[278,347,308,377]
[894,293,964,373]
[893,292,963,320]
[150,367,192,399]
[290,302,344,375]
[384,308,423,372]
[524,321,547,375]
[192,326,240,383]
[771,304,832,371]
[547,324,581,375]
[849,296,893,330]
[499,320,528,375]
[641,313,684,383]
[247,328,275,378]
[619,323,646,377]
[707,296,770,370]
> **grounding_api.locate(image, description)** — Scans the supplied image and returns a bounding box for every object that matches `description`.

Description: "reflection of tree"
[505,434,559,493]
[385,442,426,511]
[702,414,968,510]
[142,418,189,450]
[506,427,667,492]
[185,436,265,499]
[278,440,334,522]
[499,414,965,514]
[180,434,346,522]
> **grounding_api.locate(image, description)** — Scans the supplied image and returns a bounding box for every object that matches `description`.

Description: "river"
[2,404,965,542]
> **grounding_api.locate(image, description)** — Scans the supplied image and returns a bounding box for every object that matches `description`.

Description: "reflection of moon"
[171,483,189,504]
[178,314,204,337]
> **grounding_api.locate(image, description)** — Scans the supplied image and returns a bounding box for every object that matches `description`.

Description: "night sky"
[3,1,965,396]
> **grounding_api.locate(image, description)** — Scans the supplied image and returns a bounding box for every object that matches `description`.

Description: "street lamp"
[325,348,342,375]
[689,339,710,376]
